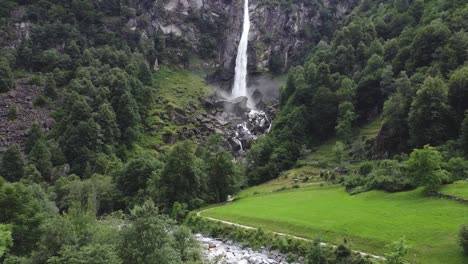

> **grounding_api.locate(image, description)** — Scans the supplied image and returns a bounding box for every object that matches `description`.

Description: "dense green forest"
[0,0,467,263]
[0,0,242,262]
[247,0,468,188]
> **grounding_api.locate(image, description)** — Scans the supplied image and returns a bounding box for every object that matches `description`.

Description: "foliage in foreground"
[0,187,202,264]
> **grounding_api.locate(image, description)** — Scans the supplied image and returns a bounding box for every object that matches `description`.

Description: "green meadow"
[441,181,468,200]
[202,185,468,264]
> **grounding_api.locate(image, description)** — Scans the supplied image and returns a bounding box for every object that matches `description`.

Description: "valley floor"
[201,184,468,264]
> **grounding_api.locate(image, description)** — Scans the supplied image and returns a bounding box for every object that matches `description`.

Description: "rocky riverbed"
[195,234,293,264]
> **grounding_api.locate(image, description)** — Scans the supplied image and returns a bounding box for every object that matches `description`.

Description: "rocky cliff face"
[0,6,32,48]
[215,0,361,85]
[102,0,361,87]
[3,0,359,79]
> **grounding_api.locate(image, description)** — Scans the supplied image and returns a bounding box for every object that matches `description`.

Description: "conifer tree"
[0,145,25,182]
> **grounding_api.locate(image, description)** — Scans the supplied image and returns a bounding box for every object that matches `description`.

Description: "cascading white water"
[231,0,250,99]
[227,0,272,156]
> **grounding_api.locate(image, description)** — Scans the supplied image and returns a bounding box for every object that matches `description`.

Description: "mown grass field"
[202,185,468,263]
[441,181,468,199]
[202,118,467,263]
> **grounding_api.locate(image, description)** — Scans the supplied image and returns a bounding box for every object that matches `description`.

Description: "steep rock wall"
[1,0,360,81]
[216,0,361,84]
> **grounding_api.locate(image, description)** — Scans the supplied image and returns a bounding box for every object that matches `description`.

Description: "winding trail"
[197,202,385,261]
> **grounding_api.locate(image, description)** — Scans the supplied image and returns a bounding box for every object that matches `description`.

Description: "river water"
[195,234,293,264]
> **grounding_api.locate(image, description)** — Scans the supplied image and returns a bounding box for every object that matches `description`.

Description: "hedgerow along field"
[201,185,468,264]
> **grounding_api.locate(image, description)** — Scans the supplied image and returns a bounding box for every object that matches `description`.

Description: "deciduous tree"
[408,77,453,147]
[405,145,449,192]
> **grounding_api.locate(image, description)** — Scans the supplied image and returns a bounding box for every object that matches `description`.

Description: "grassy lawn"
[236,166,325,198]
[441,181,468,199]
[202,185,468,264]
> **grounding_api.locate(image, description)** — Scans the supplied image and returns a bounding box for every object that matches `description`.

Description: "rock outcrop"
[159,90,276,156]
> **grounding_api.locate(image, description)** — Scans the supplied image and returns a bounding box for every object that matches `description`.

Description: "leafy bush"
[344,174,369,191]
[406,145,451,193]
[345,159,415,194]
[29,74,44,86]
[367,175,413,193]
[119,201,201,264]
[384,238,410,264]
[0,224,13,257]
[306,239,330,264]
[33,95,49,107]
[0,58,14,93]
[445,158,468,181]
[7,105,17,120]
[359,161,374,176]
[171,202,189,223]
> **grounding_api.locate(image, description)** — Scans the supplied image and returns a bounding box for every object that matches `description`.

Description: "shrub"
[384,238,410,264]
[359,161,373,176]
[171,202,188,223]
[30,75,44,86]
[346,159,415,193]
[368,175,414,193]
[405,145,450,193]
[0,224,13,257]
[306,239,328,264]
[460,225,468,256]
[33,95,49,107]
[0,58,14,93]
[7,105,17,121]
[44,75,58,99]
[318,161,329,168]
[335,244,351,259]
[344,174,369,191]
[445,158,468,181]
[333,141,346,164]
[274,237,289,253]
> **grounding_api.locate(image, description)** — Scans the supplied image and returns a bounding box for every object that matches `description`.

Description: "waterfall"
[231,0,250,99]
[234,138,244,152]
[226,0,273,156]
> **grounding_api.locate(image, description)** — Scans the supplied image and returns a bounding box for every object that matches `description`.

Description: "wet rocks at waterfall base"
[216,96,249,117]
[195,234,291,264]
[193,93,276,156]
